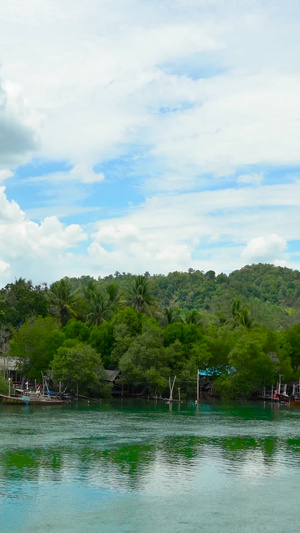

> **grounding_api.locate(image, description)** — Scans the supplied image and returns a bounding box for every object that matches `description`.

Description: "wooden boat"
[290,395,300,407]
[276,392,290,403]
[0,394,29,404]
[0,393,67,405]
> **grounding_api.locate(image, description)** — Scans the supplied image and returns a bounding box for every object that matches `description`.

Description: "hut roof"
[0,357,18,371]
[104,369,120,382]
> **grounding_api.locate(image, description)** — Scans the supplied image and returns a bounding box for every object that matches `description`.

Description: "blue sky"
[0,0,300,286]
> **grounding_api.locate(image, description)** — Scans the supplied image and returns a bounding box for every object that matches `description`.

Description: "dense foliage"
[1,264,300,398]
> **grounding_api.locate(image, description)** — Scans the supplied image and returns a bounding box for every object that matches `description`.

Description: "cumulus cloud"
[94,224,140,244]
[0,187,87,285]
[241,234,287,264]
[0,178,299,285]
[87,180,300,275]
[0,1,300,280]
[1,1,300,180]
[0,80,38,167]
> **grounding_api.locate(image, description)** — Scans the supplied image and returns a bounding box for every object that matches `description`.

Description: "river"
[0,399,299,532]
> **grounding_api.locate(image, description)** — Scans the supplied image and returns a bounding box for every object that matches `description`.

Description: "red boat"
[273,390,289,403]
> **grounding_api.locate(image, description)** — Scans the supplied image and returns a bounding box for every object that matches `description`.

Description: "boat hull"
[0,393,67,405]
[290,399,300,407]
[0,394,28,404]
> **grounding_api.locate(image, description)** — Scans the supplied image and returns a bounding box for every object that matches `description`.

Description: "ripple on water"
[1,400,300,533]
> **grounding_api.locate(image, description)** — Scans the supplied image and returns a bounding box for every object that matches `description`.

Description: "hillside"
[67,263,300,330]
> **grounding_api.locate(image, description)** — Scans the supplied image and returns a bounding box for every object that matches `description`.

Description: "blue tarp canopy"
[199,367,236,377]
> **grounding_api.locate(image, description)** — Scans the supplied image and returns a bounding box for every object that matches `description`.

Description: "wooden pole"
[169,376,176,402]
[8,378,11,397]
[178,387,181,403]
[196,370,199,405]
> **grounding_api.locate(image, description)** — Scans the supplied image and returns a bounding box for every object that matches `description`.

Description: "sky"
[0,0,300,287]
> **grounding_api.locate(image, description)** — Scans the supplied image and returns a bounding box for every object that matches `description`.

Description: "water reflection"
[1,401,300,533]
[1,434,300,491]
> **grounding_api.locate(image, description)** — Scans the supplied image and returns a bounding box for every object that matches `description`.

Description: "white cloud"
[0,179,300,285]
[0,1,300,281]
[27,164,104,185]
[0,1,299,180]
[94,224,140,244]
[241,234,287,264]
[237,173,262,186]
[0,80,38,167]
[87,181,300,275]
[0,170,14,183]
[0,187,87,285]
[70,164,104,184]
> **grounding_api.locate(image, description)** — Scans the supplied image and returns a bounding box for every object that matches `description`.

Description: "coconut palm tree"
[126,275,156,314]
[183,309,202,326]
[47,279,79,326]
[85,290,112,326]
[106,282,122,311]
[164,306,182,324]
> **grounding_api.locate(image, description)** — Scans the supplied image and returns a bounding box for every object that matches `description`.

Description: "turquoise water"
[0,400,300,532]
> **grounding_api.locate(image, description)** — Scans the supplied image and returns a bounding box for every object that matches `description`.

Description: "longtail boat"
[0,393,67,405]
[0,394,29,404]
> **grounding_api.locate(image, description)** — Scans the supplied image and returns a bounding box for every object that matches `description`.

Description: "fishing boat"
[0,394,29,404]
[289,395,300,407]
[0,393,67,405]
[276,392,290,403]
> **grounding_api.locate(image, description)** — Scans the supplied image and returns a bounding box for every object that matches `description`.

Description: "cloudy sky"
[0,0,300,286]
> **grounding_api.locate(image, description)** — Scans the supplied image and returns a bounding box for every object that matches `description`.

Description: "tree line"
[1,264,300,398]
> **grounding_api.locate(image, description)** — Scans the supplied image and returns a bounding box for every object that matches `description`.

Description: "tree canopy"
[2,264,300,399]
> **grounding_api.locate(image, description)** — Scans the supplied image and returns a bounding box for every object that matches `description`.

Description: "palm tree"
[81,279,98,302]
[85,291,112,326]
[231,298,254,328]
[239,307,254,329]
[47,279,79,326]
[183,309,202,326]
[164,306,182,324]
[106,282,121,311]
[126,275,156,314]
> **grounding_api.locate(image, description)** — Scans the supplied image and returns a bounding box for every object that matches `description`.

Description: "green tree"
[89,322,114,367]
[164,307,182,325]
[215,337,276,398]
[106,282,122,311]
[85,290,112,326]
[47,279,79,326]
[119,322,170,394]
[0,278,48,328]
[113,307,141,336]
[10,317,64,379]
[63,319,90,342]
[126,275,156,314]
[0,373,9,395]
[51,343,109,396]
[183,309,202,326]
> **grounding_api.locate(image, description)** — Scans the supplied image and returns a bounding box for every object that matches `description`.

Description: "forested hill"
[1,263,300,331]
[2,263,300,400]
[68,263,300,330]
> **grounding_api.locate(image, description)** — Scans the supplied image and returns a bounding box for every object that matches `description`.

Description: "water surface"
[0,399,299,532]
